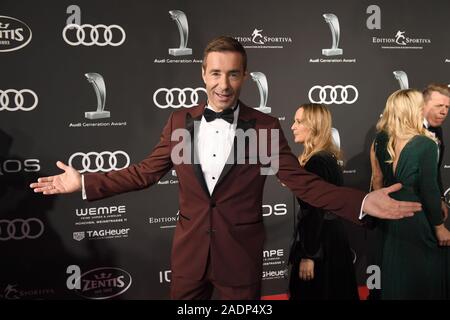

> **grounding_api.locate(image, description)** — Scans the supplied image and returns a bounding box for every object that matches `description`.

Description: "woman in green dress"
[370,89,450,299]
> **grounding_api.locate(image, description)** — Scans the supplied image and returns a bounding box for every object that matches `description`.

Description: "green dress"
[374,131,446,300]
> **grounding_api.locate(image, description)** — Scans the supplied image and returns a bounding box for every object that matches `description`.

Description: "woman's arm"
[370,142,383,190]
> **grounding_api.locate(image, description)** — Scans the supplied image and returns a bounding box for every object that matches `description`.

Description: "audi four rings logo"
[62,24,126,46]
[0,218,44,241]
[153,88,207,109]
[308,85,359,104]
[68,151,130,173]
[0,89,38,111]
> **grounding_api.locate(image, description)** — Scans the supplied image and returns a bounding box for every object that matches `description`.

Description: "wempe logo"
[75,205,126,217]
[0,16,32,52]
[74,205,127,226]
[234,28,293,49]
[372,30,431,49]
[263,248,285,267]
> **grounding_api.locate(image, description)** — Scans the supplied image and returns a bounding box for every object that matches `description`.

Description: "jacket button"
[210,201,216,208]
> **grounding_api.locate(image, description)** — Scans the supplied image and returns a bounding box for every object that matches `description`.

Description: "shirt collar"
[206,102,239,113]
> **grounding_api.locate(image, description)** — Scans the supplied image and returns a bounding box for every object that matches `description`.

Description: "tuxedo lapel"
[424,124,444,167]
[434,126,443,144]
[185,104,210,198]
[213,104,256,195]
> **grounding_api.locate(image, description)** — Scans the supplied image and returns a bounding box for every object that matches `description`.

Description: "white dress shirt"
[196,104,239,195]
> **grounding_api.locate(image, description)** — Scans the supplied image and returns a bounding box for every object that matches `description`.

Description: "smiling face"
[291,107,311,144]
[423,91,450,127]
[202,51,247,112]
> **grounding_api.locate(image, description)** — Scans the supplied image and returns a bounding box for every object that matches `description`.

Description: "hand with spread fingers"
[364,183,422,219]
[30,161,81,195]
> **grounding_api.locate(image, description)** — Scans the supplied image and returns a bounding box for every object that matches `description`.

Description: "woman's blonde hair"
[376,89,435,163]
[297,103,341,166]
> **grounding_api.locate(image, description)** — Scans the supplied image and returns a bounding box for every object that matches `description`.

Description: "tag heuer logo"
[73,231,85,241]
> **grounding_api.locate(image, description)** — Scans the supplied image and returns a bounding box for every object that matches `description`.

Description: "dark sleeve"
[297,155,335,260]
[85,112,174,200]
[418,139,443,226]
[304,155,335,182]
[273,119,366,224]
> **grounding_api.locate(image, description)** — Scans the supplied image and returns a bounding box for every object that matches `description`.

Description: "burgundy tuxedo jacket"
[84,102,366,286]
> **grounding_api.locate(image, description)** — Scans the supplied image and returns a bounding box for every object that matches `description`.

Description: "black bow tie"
[427,126,438,134]
[203,107,235,124]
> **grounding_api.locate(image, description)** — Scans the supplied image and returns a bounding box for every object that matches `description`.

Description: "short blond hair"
[423,83,450,102]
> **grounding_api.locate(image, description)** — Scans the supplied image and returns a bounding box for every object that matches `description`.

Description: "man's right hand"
[30,161,81,195]
[363,183,421,219]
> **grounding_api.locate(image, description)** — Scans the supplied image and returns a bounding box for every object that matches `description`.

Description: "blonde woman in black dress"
[289,103,358,300]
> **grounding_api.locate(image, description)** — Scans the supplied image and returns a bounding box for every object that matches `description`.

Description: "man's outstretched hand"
[30,161,81,195]
[364,183,421,219]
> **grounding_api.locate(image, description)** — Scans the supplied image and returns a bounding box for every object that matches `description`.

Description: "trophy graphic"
[84,73,110,119]
[168,10,192,56]
[393,71,409,89]
[322,13,343,56]
[331,128,340,150]
[250,72,271,114]
[331,128,344,165]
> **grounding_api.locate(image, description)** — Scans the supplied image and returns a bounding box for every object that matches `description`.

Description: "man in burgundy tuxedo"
[31,36,420,299]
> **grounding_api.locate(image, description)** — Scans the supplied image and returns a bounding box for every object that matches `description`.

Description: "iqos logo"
[262,204,287,217]
[159,270,172,283]
[0,159,40,175]
[68,151,130,173]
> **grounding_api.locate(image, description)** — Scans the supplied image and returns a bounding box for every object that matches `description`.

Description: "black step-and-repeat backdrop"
[1,0,449,299]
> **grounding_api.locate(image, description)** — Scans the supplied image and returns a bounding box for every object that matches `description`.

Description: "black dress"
[289,151,359,300]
